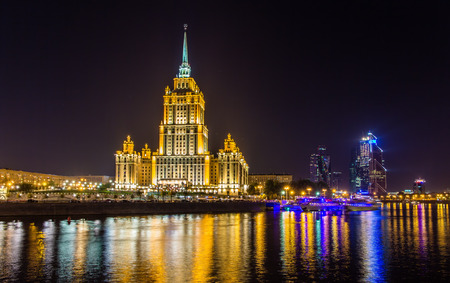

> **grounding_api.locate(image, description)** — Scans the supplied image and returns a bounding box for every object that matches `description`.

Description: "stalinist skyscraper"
[115,25,249,196]
[154,24,211,187]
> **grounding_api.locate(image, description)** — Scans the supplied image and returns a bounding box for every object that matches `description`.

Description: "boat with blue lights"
[298,197,344,212]
[265,201,281,211]
[281,201,303,212]
[344,202,379,211]
[343,196,380,211]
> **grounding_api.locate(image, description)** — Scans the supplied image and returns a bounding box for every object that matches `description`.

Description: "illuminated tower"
[413,179,425,194]
[138,143,152,186]
[153,25,211,187]
[115,135,141,189]
[217,134,249,195]
[113,25,249,193]
[350,132,387,195]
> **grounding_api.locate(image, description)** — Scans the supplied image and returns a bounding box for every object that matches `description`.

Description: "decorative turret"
[122,135,135,154]
[223,133,239,152]
[217,133,249,195]
[142,143,151,159]
[115,135,141,189]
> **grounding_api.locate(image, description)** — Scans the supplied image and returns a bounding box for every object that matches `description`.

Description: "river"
[1,203,449,282]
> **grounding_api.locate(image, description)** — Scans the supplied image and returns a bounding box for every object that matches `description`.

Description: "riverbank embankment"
[0,201,266,217]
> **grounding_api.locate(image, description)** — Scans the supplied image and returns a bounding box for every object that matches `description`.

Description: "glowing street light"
[284,186,289,200]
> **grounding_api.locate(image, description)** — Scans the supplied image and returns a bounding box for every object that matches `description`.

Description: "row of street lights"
[281,186,320,200]
[280,187,351,200]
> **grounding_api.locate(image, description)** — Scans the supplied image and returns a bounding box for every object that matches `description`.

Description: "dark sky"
[1,1,449,191]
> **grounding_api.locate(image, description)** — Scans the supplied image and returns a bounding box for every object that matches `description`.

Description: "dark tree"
[18,183,36,193]
[98,182,113,191]
[247,184,257,195]
[264,180,282,199]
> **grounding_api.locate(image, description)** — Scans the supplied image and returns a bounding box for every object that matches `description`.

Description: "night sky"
[1,1,449,191]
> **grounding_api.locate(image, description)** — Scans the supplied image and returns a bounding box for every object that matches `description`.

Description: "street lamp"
[307,187,312,196]
[284,186,289,200]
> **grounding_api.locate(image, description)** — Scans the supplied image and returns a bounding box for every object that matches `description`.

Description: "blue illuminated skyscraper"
[349,132,387,195]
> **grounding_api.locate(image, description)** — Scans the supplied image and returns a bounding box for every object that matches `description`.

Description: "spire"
[178,24,191,78]
[182,24,188,64]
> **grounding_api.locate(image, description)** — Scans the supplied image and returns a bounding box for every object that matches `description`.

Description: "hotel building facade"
[115,26,249,196]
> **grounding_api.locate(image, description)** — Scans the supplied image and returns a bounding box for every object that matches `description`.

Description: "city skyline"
[1,1,449,191]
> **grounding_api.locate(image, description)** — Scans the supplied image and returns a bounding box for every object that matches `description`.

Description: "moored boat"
[345,203,379,211]
[281,204,303,211]
[266,201,281,211]
[298,197,344,212]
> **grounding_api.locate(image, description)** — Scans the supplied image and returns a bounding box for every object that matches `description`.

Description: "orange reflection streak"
[331,216,338,258]
[436,204,449,259]
[254,213,267,281]
[26,223,45,281]
[411,203,419,252]
[214,214,244,282]
[405,203,411,217]
[191,214,214,282]
[394,204,401,249]
[331,215,350,268]
[339,215,350,266]
[280,212,298,280]
[131,217,153,281]
[239,214,252,279]
[130,216,165,282]
[418,204,427,259]
[427,204,434,243]
[146,216,167,282]
[300,213,316,276]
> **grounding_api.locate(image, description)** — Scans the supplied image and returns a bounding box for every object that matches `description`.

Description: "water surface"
[1,203,449,282]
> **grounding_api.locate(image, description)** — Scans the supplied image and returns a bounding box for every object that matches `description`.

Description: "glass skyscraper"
[309,145,331,186]
[349,132,387,195]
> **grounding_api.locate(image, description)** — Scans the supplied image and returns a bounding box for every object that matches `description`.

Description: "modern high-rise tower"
[331,171,342,191]
[349,132,387,195]
[309,145,331,186]
[115,25,249,195]
[413,179,425,194]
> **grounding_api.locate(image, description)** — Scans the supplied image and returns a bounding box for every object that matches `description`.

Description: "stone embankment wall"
[0,201,266,217]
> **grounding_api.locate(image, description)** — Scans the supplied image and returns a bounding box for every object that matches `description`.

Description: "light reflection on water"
[1,204,450,282]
